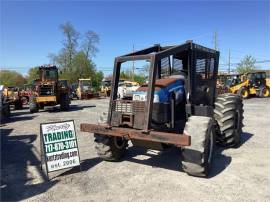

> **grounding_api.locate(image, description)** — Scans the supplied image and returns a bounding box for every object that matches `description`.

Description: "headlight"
[132,94,160,103]
[133,94,146,101]
[153,94,160,103]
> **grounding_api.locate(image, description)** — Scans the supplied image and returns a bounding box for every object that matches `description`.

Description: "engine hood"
[133,77,185,103]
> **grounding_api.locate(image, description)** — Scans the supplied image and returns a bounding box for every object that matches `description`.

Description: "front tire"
[181,116,215,177]
[94,134,127,161]
[214,93,244,147]
[237,87,249,99]
[29,96,39,113]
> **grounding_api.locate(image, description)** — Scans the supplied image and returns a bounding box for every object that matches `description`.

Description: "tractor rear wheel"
[94,134,128,161]
[259,86,270,98]
[214,93,243,147]
[29,96,39,113]
[237,87,249,99]
[60,93,70,111]
[181,116,215,177]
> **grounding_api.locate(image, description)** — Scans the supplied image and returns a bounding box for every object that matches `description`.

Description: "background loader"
[76,78,94,99]
[81,41,244,177]
[222,71,270,99]
[99,79,111,97]
[29,65,70,113]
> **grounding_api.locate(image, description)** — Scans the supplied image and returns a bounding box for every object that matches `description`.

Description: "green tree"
[59,22,79,67]
[60,51,96,83]
[92,71,104,91]
[26,66,39,83]
[119,69,146,84]
[134,74,146,84]
[0,70,27,87]
[81,31,100,59]
[236,55,257,74]
[49,22,101,87]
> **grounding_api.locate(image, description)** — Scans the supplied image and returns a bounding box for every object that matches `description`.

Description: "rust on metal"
[80,123,191,147]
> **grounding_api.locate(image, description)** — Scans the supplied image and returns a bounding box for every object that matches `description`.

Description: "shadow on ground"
[122,132,253,178]
[0,128,57,201]
[209,132,253,178]
[0,110,36,125]
[46,104,96,113]
[52,157,102,179]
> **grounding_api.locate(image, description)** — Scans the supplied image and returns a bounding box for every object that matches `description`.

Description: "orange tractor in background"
[29,65,70,113]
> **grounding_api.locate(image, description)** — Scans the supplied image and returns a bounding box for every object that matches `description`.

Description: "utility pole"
[132,44,135,81]
[213,31,218,51]
[228,49,231,74]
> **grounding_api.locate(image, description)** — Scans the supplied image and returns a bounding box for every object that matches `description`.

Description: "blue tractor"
[81,41,244,177]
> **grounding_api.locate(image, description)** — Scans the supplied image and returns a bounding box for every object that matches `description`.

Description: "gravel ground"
[1,97,270,202]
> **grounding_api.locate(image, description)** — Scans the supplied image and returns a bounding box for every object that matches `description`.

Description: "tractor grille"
[112,100,145,114]
[39,85,54,96]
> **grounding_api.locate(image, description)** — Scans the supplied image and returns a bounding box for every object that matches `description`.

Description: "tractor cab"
[246,71,267,87]
[39,65,58,82]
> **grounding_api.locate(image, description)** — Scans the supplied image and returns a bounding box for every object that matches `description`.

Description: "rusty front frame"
[80,123,191,147]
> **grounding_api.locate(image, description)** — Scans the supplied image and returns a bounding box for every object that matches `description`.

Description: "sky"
[1,1,270,75]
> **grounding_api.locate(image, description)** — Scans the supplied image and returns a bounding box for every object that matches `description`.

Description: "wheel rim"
[263,89,269,97]
[114,137,126,149]
[242,90,248,98]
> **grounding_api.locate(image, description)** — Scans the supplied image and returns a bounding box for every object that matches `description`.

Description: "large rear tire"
[214,93,244,147]
[29,96,39,113]
[94,134,128,161]
[181,116,215,177]
[60,93,70,111]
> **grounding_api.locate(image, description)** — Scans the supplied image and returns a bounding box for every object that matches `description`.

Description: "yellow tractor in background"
[225,71,270,99]
[76,78,94,99]
[29,65,70,113]
[99,79,111,97]
[2,86,23,110]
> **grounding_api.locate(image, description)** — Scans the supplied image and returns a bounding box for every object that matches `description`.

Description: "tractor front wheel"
[29,96,39,113]
[181,116,215,177]
[94,134,128,161]
[237,87,249,99]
